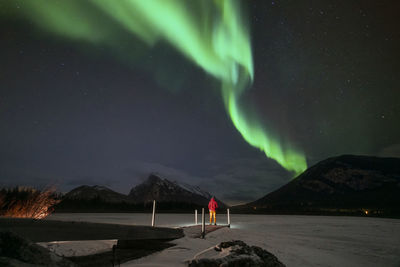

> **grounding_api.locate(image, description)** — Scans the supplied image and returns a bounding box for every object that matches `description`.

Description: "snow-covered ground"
[46,213,400,266]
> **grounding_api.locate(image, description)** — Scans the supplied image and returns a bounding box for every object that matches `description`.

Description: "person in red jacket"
[208,197,218,225]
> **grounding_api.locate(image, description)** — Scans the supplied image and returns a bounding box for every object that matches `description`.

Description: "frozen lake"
[47,213,400,266]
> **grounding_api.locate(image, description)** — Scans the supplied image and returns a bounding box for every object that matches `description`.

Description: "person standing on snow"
[208,196,218,225]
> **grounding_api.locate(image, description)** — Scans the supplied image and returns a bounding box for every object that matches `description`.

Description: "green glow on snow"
[11,0,307,174]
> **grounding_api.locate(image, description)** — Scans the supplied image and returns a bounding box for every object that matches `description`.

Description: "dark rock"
[0,230,75,266]
[188,240,285,267]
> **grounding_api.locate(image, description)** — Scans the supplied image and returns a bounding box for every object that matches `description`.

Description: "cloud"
[120,160,205,186]
[122,158,291,205]
[378,144,400,158]
[119,158,291,205]
[197,157,291,205]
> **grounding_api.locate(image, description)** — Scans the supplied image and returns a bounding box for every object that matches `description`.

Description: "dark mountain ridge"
[63,185,130,203]
[235,155,400,217]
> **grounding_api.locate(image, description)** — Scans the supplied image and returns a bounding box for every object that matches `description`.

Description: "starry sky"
[1,0,399,204]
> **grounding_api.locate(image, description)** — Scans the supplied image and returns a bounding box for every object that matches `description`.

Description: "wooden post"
[201,208,205,238]
[195,209,198,225]
[227,208,230,228]
[151,200,156,227]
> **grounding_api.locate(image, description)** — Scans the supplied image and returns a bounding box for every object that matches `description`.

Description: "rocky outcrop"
[188,240,285,267]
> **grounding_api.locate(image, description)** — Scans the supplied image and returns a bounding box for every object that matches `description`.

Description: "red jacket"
[208,198,218,211]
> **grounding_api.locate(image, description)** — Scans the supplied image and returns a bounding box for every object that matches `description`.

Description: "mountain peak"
[129,174,227,208]
[146,173,164,184]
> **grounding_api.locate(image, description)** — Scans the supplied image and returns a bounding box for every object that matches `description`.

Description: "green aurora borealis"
[8,0,307,174]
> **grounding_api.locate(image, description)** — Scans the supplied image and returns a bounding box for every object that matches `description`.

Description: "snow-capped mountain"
[129,174,226,208]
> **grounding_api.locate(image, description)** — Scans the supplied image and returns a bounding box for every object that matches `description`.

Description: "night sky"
[1,1,399,204]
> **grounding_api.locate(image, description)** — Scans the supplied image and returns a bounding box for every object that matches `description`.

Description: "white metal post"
[151,200,156,227]
[201,208,205,238]
[195,209,198,225]
[227,208,230,227]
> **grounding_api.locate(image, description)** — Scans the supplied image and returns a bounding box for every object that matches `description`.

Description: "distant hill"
[63,185,130,203]
[55,174,226,212]
[54,185,138,212]
[235,155,400,217]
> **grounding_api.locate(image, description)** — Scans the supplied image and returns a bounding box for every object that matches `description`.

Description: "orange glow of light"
[0,187,60,219]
